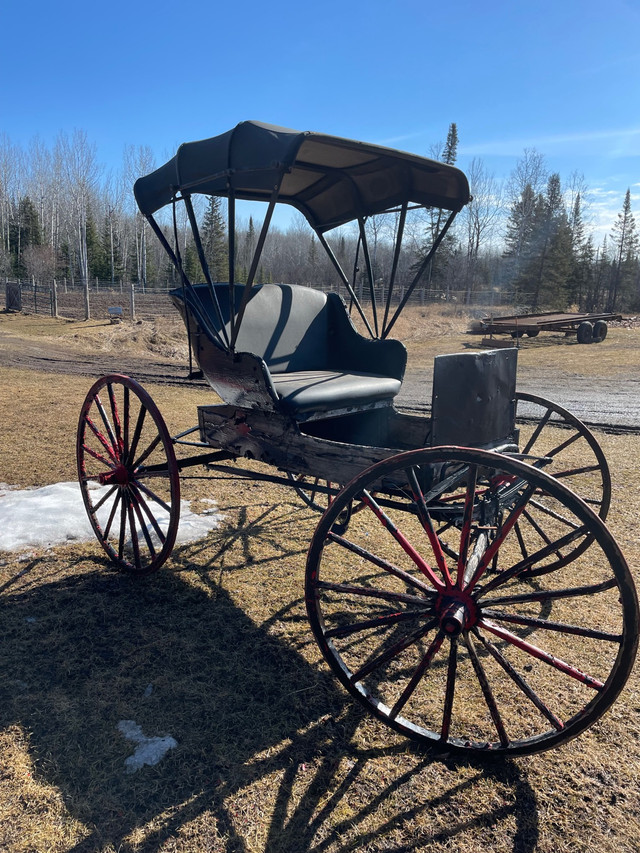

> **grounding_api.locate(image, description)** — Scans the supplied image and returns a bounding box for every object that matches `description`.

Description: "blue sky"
[2,0,639,239]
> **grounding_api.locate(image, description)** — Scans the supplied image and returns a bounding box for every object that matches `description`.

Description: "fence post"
[52,279,58,318]
[129,281,136,321]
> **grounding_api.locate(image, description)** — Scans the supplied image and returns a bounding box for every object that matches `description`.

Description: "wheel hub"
[99,464,130,486]
[436,588,478,637]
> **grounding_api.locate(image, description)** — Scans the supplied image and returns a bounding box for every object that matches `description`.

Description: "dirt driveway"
[1,313,638,432]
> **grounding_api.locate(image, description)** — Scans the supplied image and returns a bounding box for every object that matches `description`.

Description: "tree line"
[1,127,638,312]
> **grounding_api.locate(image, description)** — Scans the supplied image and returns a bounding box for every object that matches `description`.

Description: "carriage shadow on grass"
[0,511,540,853]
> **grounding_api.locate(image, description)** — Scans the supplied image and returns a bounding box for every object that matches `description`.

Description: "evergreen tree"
[201,195,228,282]
[183,240,201,283]
[87,212,110,280]
[608,188,638,310]
[414,122,459,293]
[503,184,537,266]
[539,212,572,308]
[510,174,572,308]
[442,123,459,166]
[10,196,41,276]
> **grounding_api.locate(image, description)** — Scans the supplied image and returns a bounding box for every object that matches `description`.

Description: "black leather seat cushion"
[272,370,401,416]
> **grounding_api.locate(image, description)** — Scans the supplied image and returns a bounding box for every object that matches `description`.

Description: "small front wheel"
[77,375,180,574]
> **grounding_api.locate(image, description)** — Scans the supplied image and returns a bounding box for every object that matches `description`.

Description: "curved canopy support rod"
[227,191,236,343]
[183,194,230,349]
[144,209,226,352]
[382,201,408,338]
[230,185,281,351]
[357,217,379,338]
[383,209,457,339]
[315,230,375,338]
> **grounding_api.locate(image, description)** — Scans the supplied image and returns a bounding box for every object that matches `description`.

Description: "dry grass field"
[1,307,640,853]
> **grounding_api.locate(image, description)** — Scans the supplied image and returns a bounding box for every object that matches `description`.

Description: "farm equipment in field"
[471,310,622,344]
[77,121,638,756]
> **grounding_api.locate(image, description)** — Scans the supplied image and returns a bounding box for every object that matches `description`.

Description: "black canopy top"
[134,120,471,232]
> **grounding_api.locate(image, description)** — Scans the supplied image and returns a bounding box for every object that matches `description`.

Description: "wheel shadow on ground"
[0,537,540,852]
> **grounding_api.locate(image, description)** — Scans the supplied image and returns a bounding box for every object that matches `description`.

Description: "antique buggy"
[77,122,638,756]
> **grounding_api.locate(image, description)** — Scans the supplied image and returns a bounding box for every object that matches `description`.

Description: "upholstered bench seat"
[171,282,407,420]
[271,370,402,416]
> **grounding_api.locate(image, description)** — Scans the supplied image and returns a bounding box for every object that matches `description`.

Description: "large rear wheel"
[77,375,180,574]
[306,447,637,756]
[514,392,610,574]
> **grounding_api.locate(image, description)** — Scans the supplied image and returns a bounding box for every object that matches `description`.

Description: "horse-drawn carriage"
[77,122,638,756]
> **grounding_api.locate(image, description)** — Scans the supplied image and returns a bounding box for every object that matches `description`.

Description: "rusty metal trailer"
[474,311,622,344]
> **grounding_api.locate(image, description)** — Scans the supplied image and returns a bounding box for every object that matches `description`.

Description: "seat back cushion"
[187,283,331,372]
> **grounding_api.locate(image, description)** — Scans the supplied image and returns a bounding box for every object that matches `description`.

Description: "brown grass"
[1,310,640,852]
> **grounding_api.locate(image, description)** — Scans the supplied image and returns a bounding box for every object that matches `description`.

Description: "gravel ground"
[1,316,638,432]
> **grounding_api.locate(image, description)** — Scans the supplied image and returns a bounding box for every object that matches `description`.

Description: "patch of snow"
[117,719,177,773]
[0,481,222,553]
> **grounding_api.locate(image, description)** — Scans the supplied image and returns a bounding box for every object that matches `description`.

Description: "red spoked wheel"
[77,374,180,574]
[306,447,638,756]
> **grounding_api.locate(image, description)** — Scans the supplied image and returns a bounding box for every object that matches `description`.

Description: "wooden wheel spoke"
[479,619,605,690]
[464,631,509,747]
[126,497,142,570]
[82,443,115,468]
[129,483,167,544]
[103,489,122,540]
[129,491,158,557]
[123,386,130,460]
[481,609,623,642]
[127,404,147,466]
[389,630,445,720]
[527,499,581,530]
[464,482,536,592]
[316,580,433,608]
[361,490,445,591]
[132,432,163,471]
[350,619,438,684]
[480,577,618,608]
[91,483,118,513]
[325,608,432,640]
[118,496,128,560]
[522,409,552,455]
[545,430,582,458]
[514,520,528,561]
[84,415,118,462]
[440,639,458,741]
[479,525,589,596]
[456,464,478,587]
[472,628,564,731]
[327,531,437,597]
[406,466,452,585]
[106,382,123,450]
[552,463,601,479]
[521,508,564,562]
[94,393,119,456]
[133,479,172,514]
